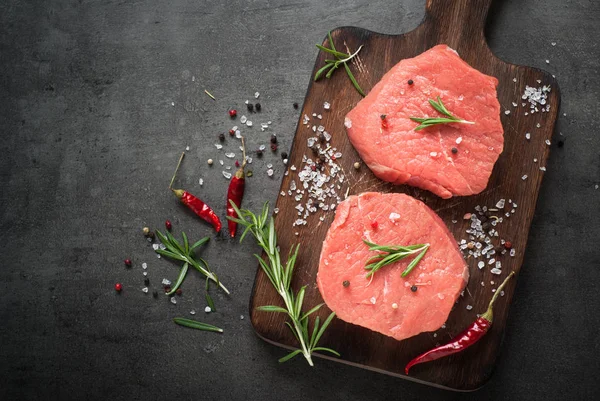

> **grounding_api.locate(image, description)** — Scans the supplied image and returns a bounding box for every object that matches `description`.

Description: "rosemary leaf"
[312,347,341,357]
[410,97,474,130]
[181,231,189,254]
[314,62,334,81]
[256,305,288,313]
[166,262,188,295]
[173,318,223,333]
[278,349,303,363]
[190,236,209,252]
[401,246,429,277]
[205,292,215,311]
[343,62,366,96]
[315,44,348,58]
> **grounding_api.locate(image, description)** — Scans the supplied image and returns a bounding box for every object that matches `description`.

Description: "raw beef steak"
[317,192,469,341]
[345,45,503,199]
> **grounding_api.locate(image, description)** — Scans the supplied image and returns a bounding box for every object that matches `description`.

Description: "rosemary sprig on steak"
[364,240,430,279]
[410,96,474,131]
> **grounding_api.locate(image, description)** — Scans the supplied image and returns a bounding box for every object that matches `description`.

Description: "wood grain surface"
[249,0,560,391]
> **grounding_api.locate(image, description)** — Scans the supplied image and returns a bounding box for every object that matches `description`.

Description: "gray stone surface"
[0,0,598,399]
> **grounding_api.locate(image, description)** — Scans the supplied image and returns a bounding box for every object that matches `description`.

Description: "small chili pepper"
[124,259,132,267]
[115,283,122,292]
[165,219,172,231]
[169,153,222,233]
[226,138,247,238]
[405,271,515,375]
[229,109,237,118]
[370,220,378,230]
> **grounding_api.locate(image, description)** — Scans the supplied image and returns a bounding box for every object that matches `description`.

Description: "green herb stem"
[364,240,430,279]
[410,96,474,131]
[155,230,229,295]
[314,32,365,97]
[228,201,339,366]
[173,318,223,333]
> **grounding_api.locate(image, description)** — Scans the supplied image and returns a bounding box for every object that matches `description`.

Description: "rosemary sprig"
[364,240,430,279]
[314,31,365,96]
[154,230,229,295]
[228,201,339,366]
[173,318,223,333]
[410,96,474,131]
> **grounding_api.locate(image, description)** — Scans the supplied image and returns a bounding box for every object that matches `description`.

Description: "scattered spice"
[142,227,150,236]
[144,278,150,286]
[115,283,122,292]
[380,114,388,129]
[219,133,225,141]
[165,220,172,231]
[229,129,235,136]
[255,103,261,111]
[247,103,254,112]
[170,153,222,233]
[293,102,299,109]
[207,159,214,165]
[176,288,182,295]
[152,291,158,298]
[270,134,277,144]
[281,152,288,160]
[451,147,458,154]
[557,140,564,148]
[410,285,418,292]
[405,272,515,374]
[504,241,512,249]
[271,143,278,152]
[229,109,237,118]
[343,280,350,287]
[407,79,414,85]
[124,259,132,267]
[353,162,360,169]
[256,148,263,157]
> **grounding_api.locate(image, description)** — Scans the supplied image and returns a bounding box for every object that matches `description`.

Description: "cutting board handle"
[424,0,493,50]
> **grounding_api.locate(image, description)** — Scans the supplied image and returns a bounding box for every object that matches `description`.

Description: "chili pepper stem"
[480,271,515,322]
[169,152,185,190]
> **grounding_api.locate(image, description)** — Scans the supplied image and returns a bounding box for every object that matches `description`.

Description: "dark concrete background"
[1,0,598,400]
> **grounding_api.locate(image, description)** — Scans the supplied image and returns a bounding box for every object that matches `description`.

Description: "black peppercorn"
[176,288,182,295]
[271,143,278,152]
[255,103,261,111]
[319,153,326,162]
[218,133,225,141]
[152,291,158,298]
[270,134,277,144]
[256,148,263,157]
[318,133,326,142]
[144,278,150,286]
[247,103,254,112]
[557,140,564,148]
[408,79,414,85]
[451,147,458,154]
[293,102,298,109]
[411,285,418,292]
[281,152,288,160]
[482,221,491,230]
[343,280,350,287]
[479,215,488,223]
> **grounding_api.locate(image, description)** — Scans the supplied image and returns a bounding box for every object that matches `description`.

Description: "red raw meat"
[317,192,468,341]
[345,45,503,199]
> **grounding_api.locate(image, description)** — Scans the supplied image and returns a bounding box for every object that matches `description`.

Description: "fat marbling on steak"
[345,45,503,199]
[317,192,468,341]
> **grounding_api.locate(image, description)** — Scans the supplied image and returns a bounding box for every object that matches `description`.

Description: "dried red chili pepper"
[169,153,222,233]
[226,137,246,237]
[405,271,515,375]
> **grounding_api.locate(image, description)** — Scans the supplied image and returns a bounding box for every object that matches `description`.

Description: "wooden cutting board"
[249,0,560,391]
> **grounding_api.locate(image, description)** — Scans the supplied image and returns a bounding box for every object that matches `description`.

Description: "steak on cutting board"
[345,45,503,199]
[317,192,468,341]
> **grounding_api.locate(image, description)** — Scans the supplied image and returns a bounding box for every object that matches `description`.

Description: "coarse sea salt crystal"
[152,244,159,250]
[170,297,177,304]
[496,199,505,209]
[142,287,149,293]
[267,169,274,177]
[199,178,204,186]
[370,297,376,304]
[225,152,235,158]
[205,306,212,313]
[222,171,232,179]
[430,151,437,157]
[324,102,330,109]
[142,262,148,269]
[478,261,485,269]
[240,115,247,124]
[219,160,224,165]
[466,305,473,310]
[190,310,196,315]
[490,268,502,275]
[525,133,531,140]
[522,175,528,180]
[389,212,401,222]
[545,139,551,145]
[505,110,511,115]
[540,166,546,171]
[246,121,252,127]
[510,248,516,257]
[254,92,260,98]
[215,144,223,150]
[456,137,463,144]
[162,278,171,285]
